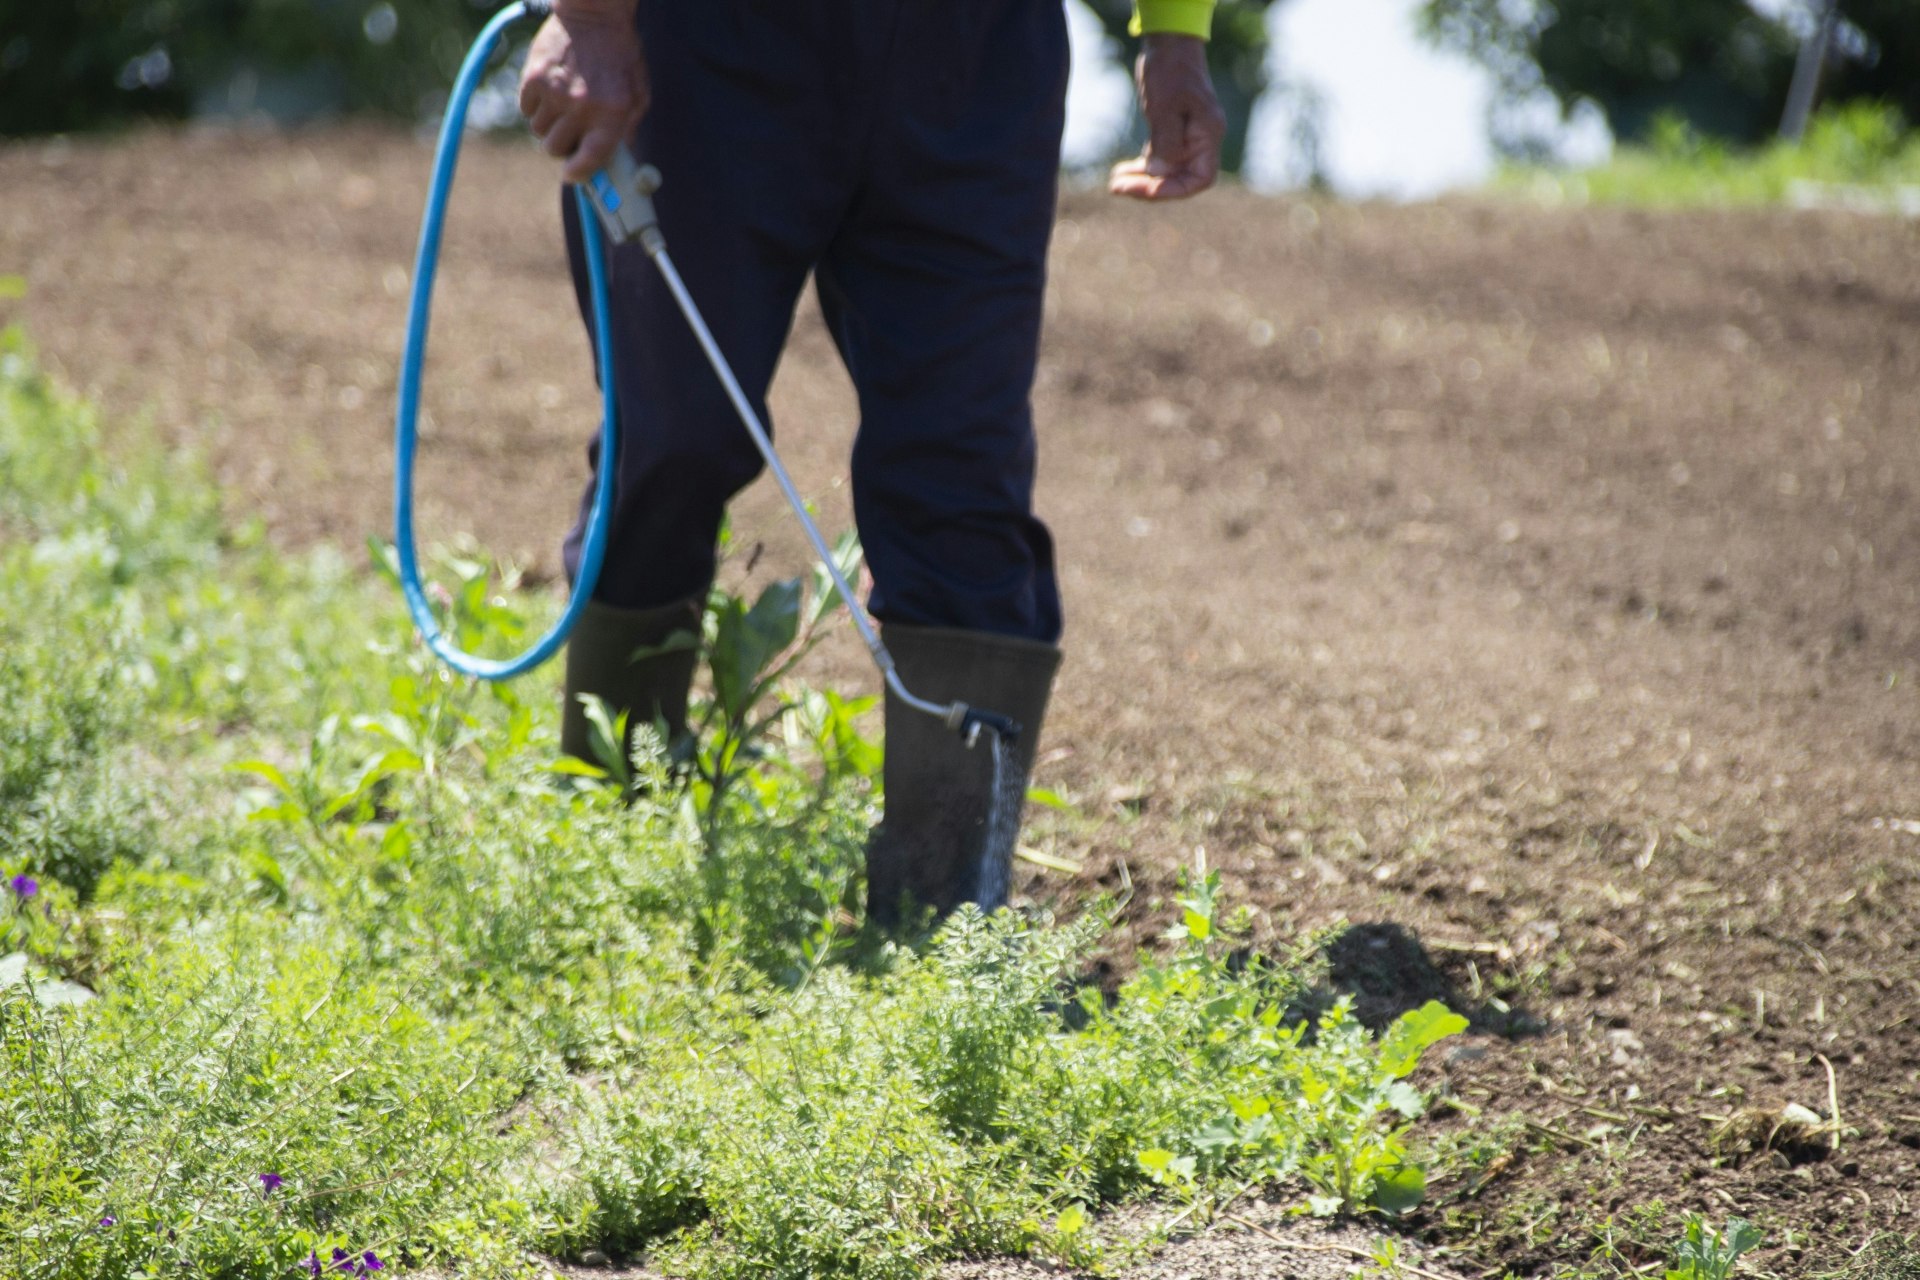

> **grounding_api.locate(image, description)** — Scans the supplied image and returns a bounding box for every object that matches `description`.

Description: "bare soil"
[5,126,1920,1276]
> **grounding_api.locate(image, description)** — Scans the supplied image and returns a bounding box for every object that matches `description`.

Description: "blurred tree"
[1819,1,1920,126]
[1418,0,1919,147]
[1083,0,1289,176]
[0,0,498,136]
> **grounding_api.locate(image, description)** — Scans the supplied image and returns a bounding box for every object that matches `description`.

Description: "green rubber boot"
[864,624,1061,929]
[559,597,703,777]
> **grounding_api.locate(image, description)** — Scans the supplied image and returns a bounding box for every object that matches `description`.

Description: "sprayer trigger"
[582,149,664,247]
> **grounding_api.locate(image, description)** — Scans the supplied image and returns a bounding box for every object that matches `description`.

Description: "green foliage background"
[1504,100,1920,205]
[0,0,499,135]
[1421,0,1920,146]
[2,0,1297,177]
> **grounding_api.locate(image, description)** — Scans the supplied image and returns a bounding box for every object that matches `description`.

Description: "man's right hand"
[518,1,648,185]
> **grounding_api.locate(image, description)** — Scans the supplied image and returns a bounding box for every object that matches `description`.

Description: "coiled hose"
[393,0,614,680]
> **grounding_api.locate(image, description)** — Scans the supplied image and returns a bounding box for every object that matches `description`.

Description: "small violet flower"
[98,1215,116,1228]
[302,1243,383,1276]
[8,874,36,900]
[259,1172,283,1194]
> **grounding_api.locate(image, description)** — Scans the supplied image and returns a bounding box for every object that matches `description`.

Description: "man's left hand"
[1109,35,1227,201]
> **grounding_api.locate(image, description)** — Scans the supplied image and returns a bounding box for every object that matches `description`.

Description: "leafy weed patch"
[0,328,1472,1278]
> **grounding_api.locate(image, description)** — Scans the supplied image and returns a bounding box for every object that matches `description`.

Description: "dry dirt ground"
[5,127,1920,1277]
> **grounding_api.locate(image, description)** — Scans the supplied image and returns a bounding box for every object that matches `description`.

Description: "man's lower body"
[556,0,1069,925]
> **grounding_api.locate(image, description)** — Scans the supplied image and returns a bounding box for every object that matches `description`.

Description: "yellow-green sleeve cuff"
[1131,0,1215,39]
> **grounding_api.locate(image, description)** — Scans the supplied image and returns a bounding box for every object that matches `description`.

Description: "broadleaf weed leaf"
[1377,1001,1470,1079]
[1725,1219,1762,1258]
[1384,1081,1426,1120]
[1369,1163,1426,1217]
[579,694,632,790]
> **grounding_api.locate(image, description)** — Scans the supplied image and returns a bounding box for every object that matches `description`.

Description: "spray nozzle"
[956,707,1022,750]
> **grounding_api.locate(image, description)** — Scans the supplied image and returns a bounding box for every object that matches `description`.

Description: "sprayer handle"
[581,149,663,251]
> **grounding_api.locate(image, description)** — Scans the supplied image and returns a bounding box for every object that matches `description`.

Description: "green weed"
[1572,1207,1763,1280]
[1666,1216,1762,1280]
[1825,1234,1920,1280]
[0,332,1478,1277]
[1122,875,1468,1218]
[0,935,530,1279]
[1504,102,1920,208]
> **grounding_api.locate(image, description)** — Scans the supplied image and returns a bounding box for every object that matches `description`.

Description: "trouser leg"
[557,4,860,607]
[816,0,1069,642]
[812,0,1070,919]
[555,2,856,758]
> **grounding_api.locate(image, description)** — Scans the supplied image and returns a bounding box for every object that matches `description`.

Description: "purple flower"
[333,1247,354,1273]
[259,1172,283,1194]
[98,1215,116,1228]
[360,1253,385,1274]
[302,1253,323,1278]
[7,874,36,900]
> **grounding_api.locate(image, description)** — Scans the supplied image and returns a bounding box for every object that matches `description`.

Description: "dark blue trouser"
[559,0,1068,644]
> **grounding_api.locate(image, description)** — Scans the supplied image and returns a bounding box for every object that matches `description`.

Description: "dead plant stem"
[1223,1214,1456,1280]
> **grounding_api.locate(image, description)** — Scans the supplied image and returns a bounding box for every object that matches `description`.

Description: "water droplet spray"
[971,727,1029,912]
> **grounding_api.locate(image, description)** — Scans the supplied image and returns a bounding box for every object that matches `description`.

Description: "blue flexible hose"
[394,0,617,681]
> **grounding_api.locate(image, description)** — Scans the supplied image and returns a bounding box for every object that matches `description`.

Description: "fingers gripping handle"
[513,0,656,245]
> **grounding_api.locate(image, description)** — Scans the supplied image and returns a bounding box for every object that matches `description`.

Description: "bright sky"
[1063,0,1616,199]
